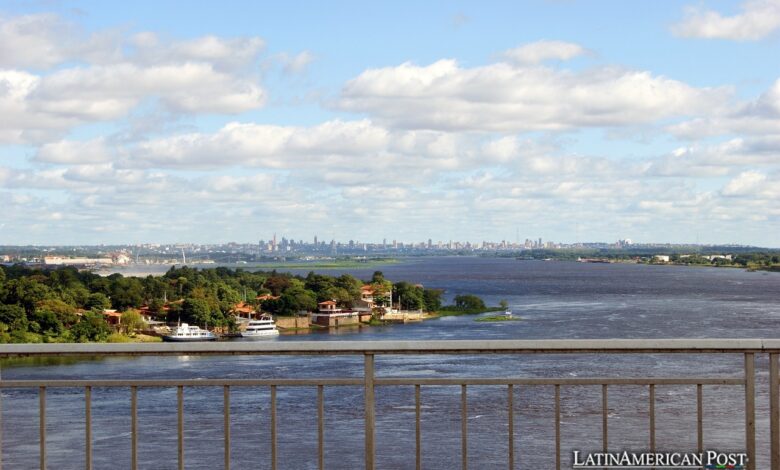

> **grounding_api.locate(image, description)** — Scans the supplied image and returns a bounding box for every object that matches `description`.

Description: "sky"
[1,0,779,247]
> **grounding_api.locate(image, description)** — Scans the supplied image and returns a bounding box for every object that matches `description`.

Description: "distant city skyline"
[1,1,779,247]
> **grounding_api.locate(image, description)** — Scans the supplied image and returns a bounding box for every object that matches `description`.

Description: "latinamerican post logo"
[572,450,747,469]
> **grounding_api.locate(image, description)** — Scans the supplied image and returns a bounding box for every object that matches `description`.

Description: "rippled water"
[2,258,780,468]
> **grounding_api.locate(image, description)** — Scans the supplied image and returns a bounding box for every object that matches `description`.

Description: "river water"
[2,257,780,468]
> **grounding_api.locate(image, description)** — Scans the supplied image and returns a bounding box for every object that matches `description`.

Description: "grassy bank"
[475,315,522,322]
[432,307,504,317]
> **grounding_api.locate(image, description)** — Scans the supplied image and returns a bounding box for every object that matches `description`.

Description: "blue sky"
[1,0,779,246]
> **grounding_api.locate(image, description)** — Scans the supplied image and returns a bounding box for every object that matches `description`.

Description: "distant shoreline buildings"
[0,235,770,267]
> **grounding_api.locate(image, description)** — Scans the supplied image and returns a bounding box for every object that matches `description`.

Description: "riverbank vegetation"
[495,249,780,271]
[433,295,503,317]
[474,315,521,322]
[0,265,470,343]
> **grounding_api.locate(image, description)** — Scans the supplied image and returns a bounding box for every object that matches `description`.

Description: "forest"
[0,265,447,343]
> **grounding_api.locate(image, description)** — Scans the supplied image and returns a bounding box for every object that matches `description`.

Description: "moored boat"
[162,323,217,342]
[241,314,279,338]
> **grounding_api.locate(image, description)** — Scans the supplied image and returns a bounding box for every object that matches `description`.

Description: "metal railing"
[1,339,779,469]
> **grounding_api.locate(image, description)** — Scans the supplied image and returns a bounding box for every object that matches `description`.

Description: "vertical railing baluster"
[85,386,92,470]
[744,353,755,470]
[318,385,324,470]
[461,384,467,470]
[177,386,184,470]
[224,385,230,470]
[364,354,375,470]
[554,385,560,470]
[415,385,421,470]
[649,384,655,453]
[697,384,703,455]
[0,363,3,470]
[271,385,277,470]
[131,386,137,470]
[602,384,608,455]
[770,353,779,470]
[508,384,514,470]
[39,386,46,470]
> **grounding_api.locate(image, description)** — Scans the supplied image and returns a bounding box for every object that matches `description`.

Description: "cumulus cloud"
[503,40,587,64]
[722,170,768,196]
[669,78,780,141]
[338,59,730,132]
[0,13,268,144]
[672,0,780,40]
[35,138,114,164]
[132,119,389,168]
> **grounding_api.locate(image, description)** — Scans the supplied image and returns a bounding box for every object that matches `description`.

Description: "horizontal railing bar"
[1,339,780,357]
[375,378,744,386]
[0,377,744,388]
[0,379,364,388]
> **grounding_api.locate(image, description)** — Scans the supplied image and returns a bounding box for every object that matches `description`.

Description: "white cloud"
[503,40,587,64]
[133,119,388,168]
[36,138,113,164]
[0,14,81,69]
[0,13,269,144]
[722,170,767,195]
[278,51,315,74]
[129,33,266,72]
[672,0,780,40]
[338,59,730,132]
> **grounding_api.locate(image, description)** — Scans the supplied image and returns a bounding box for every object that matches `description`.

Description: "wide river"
[2,257,780,468]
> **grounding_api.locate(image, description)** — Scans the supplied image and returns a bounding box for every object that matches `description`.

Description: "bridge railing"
[1,339,780,470]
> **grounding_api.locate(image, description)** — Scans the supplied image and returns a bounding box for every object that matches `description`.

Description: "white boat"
[503,309,513,317]
[241,314,279,338]
[162,323,217,342]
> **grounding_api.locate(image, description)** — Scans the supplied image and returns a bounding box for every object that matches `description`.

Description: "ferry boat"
[162,323,217,342]
[241,314,279,338]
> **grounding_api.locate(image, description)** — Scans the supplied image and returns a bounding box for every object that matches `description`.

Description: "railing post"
[0,362,3,470]
[39,386,46,470]
[697,384,703,454]
[85,386,92,470]
[415,384,421,470]
[744,353,755,470]
[602,384,608,455]
[224,385,230,470]
[131,386,137,470]
[770,353,779,470]
[461,384,468,470]
[177,386,184,470]
[554,384,560,470]
[270,385,277,470]
[508,384,514,470]
[364,354,375,470]
[317,385,324,470]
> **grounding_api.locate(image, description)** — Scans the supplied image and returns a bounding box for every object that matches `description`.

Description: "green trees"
[0,264,464,342]
[120,309,146,334]
[85,293,111,311]
[181,298,212,326]
[453,295,486,310]
[393,282,424,310]
[110,277,145,310]
[423,289,443,311]
[71,311,110,342]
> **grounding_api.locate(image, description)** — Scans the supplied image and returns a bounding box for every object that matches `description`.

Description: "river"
[2,257,779,468]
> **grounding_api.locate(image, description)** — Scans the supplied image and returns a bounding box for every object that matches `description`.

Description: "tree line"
[0,265,461,343]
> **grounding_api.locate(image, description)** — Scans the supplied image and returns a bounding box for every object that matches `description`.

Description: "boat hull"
[161,335,217,342]
[240,330,280,338]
